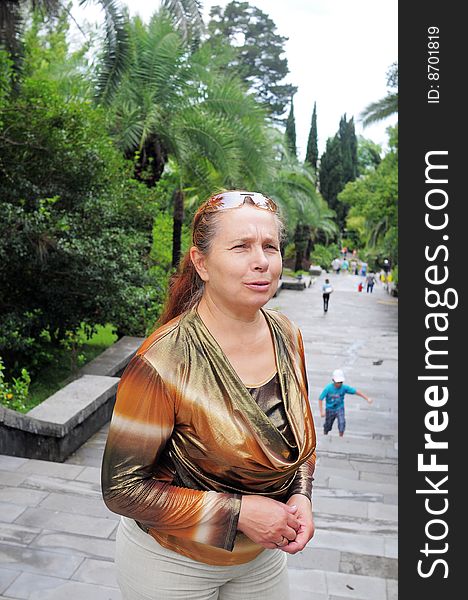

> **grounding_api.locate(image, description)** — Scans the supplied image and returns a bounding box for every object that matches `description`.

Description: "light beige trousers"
[115,517,290,600]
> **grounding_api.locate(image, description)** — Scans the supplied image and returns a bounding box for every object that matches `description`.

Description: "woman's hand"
[280,494,315,554]
[237,495,300,549]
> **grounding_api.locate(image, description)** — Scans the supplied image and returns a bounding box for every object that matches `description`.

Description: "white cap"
[332,369,345,383]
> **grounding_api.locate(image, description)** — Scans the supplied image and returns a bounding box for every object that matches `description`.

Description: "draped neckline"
[188,306,302,464]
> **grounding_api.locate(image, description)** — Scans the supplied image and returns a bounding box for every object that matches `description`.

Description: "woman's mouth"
[244,281,271,291]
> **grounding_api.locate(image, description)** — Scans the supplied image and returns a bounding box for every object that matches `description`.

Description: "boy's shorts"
[324,407,346,434]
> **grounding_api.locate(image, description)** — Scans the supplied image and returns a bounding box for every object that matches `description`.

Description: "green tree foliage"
[1,1,130,99]
[360,62,398,127]
[285,97,297,157]
[319,135,344,221]
[266,133,337,271]
[0,19,158,375]
[305,101,318,175]
[339,114,358,182]
[338,126,398,266]
[105,11,274,267]
[207,1,297,120]
[319,114,358,230]
[160,0,205,50]
[357,135,382,173]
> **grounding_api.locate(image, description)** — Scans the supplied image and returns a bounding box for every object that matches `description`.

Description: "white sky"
[72,0,398,159]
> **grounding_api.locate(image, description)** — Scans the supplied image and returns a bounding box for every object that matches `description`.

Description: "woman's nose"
[252,247,269,270]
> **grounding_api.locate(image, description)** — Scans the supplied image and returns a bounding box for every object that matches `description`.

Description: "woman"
[322,278,333,313]
[101,190,317,599]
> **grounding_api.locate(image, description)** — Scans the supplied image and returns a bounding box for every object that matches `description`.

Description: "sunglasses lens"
[207,192,277,212]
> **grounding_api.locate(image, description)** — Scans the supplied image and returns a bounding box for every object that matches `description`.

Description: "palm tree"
[161,0,204,50]
[104,11,274,267]
[264,133,337,270]
[1,0,130,97]
[359,62,398,127]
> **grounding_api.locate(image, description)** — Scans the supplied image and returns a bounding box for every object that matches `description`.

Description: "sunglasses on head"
[204,191,278,213]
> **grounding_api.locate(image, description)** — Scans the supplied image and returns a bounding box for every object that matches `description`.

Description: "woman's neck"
[197,295,265,343]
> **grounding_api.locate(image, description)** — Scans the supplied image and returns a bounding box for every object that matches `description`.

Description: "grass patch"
[23,324,118,413]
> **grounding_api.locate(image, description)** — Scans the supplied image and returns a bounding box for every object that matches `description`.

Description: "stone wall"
[0,336,143,462]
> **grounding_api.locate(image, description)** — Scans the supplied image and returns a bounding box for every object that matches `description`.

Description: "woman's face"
[193,205,282,315]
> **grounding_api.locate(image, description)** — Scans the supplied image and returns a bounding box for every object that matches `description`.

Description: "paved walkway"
[0,272,397,599]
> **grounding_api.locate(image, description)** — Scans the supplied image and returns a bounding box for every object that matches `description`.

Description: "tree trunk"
[172,188,184,268]
[294,224,305,272]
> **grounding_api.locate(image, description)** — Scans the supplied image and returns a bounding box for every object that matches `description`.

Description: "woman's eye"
[232,244,247,249]
[265,244,278,250]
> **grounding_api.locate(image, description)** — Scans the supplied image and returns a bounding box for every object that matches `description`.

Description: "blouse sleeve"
[287,327,316,501]
[101,354,241,552]
[287,455,315,501]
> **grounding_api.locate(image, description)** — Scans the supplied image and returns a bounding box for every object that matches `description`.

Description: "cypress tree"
[285,98,297,157]
[305,101,318,174]
[339,114,358,182]
[319,135,346,229]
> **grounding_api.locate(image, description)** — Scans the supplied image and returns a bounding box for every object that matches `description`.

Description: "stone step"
[287,567,397,600]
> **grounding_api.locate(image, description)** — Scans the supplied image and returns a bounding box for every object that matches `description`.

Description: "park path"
[0,271,397,600]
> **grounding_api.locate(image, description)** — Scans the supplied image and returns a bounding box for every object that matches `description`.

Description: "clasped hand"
[238,494,314,554]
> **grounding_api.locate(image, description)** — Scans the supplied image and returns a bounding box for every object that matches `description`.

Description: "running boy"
[319,369,372,436]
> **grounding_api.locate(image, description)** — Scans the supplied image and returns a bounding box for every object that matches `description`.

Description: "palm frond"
[359,93,398,127]
[161,0,205,51]
[91,0,131,105]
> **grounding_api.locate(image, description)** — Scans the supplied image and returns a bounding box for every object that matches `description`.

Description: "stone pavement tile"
[386,579,398,600]
[0,543,84,578]
[383,538,397,559]
[382,494,398,505]
[14,508,117,539]
[0,489,48,508]
[3,572,121,600]
[0,524,40,546]
[314,487,385,504]
[327,477,396,496]
[39,492,112,519]
[339,552,397,579]
[288,547,341,572]
[0,458,29,473]
[0,504,26,525]
[314,514,397,537]
[31,531,116,560]
[368,503,397,522]
[16,461,84,480]
[288,568,327,596]
[313,497,368,519]
[318,438,390,459]
[71,557,118,587]
[66,448,104,469]
[21,475,100,498]
[0,472,28,488]
[314,467,360,485]
[316,456,352,470]
[312,530,385,557]
[74,467,100,485]
[359,472,398,485]
[0,569,19,595]
[325,571,387,599]
[349,457,398,475]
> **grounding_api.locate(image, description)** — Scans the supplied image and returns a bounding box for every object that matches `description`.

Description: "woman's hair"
[158,195,283,326]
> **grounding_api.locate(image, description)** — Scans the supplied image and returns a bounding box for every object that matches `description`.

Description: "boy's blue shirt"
[319,382,356,410]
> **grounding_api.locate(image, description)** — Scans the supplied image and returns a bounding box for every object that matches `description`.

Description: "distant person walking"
[360,262,368,277]
[319,369,373,437]
[341,258,349,273]
[322,279,333,313]
[331,257,341,275]
[366,272,376,293]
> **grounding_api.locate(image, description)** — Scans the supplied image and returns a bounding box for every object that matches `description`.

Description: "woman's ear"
[190,246,209,282]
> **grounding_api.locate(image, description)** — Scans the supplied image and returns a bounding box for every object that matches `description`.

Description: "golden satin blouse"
[101,307,316,566]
